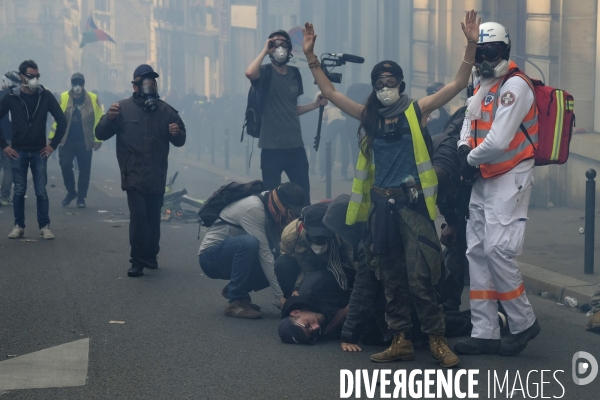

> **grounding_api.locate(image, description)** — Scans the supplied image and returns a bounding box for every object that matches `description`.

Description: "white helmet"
[478,22,510,45]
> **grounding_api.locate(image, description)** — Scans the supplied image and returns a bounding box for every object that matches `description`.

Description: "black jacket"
[95,95,186,194]
[0,89,11,142]
[0,85,67,151]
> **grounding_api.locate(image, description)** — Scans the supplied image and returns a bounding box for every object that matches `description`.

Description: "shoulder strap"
[501,69,536,148]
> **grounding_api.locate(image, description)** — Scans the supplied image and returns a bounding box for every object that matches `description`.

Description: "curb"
[172,154,599,309]
[520,262,597,308]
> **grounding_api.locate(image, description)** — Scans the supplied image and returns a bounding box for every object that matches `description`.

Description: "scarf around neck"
[378,94,413,119]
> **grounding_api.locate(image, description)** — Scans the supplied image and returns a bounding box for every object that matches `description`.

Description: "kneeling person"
[198,182,304,319]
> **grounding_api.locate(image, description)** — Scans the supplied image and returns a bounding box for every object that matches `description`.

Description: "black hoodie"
[0,85,67,151]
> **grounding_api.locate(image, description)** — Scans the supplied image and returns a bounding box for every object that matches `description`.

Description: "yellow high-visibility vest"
[346,101,438,224]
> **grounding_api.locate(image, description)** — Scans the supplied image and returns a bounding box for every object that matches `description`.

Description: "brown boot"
[429,335,459,368]
[370,332,415,363]
[224,300,262,319]
[585,310,600,333]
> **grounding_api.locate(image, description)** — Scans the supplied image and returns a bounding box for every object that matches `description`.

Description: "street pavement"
[0,148,599,399]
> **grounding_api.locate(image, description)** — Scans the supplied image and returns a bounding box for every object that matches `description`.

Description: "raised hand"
[461,10,481,43]
[302,22,317,55]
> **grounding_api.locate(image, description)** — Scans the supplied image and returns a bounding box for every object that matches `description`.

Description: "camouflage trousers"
[364,198,445,335]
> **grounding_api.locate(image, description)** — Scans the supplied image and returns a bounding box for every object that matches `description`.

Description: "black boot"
[499,319,541,356]
[61,192,78,206]
[454,338,501,355]
[127,265,144,277]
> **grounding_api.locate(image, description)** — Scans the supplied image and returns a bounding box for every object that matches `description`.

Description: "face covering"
[310,243,328,255]
[139,78,159,111]
[272,46,289,64]
[26,77,39,90]
[376,86,400,106]
[475,59,509,79]
[73,85,83,94]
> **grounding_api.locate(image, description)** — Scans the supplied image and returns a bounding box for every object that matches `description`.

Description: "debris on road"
[563,296,578,307]
[20,239,38,242]
[98,210,109,213]
[109,321,125,325]
[579,227,585,234]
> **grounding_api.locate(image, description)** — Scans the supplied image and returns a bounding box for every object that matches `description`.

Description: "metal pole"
[325,140,332,199]
[224,128,229,170]
[585,168,596,274]
[245,138,250,175]
[210,126,215,165]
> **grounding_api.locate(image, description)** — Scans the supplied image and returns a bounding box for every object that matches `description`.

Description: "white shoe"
[40,225,55,240]
[8,225,24,239]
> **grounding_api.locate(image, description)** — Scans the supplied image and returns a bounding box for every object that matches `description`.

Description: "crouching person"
[275,200,357,298]
[198,182,305,319]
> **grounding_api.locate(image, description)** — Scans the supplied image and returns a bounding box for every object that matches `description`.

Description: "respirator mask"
[136,77,159,112]
[474,42,510,79]
[268,38,292,66]
[22,72,40,91]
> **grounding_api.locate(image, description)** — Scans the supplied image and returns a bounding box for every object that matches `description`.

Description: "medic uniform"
[463,60,538,340]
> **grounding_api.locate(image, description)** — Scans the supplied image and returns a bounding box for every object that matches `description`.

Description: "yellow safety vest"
[346,101,438,224]
[49,91,103,142]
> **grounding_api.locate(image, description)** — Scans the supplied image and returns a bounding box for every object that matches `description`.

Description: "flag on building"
[79,15,116,48]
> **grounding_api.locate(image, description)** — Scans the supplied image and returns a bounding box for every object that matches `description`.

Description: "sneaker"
[0,197,11,206]
[224,300,262,319]
[61,192,78,207]
[40,225,55,240]
[498,319,541,356]
[221,285,261,311]
[8,225,24,239]
[76,198,86,208]
[127,265,144,277]
[454,337,501,355]
[585,310,600,333]
[429,335,460,368]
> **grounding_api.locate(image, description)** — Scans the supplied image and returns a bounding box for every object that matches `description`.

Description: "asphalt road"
[0,150,598,399]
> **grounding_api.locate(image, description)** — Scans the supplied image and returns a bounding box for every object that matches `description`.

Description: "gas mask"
[137,77,159,112]
[376,86,400,106]
[73,85,83,95]
[26,77,39,91]
[310,243,329,255]
[475,59,509,79]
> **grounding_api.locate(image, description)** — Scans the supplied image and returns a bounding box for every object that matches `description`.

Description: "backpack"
[240,64,303,142]
[503,69,575,166]
[198,180,266,227]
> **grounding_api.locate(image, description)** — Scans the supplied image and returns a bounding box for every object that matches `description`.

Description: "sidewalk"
[170,148,600,309]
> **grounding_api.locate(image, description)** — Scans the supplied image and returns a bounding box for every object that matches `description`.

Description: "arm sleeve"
[168,110,186,147]
[239,205,284,299]
[0,95,10,149]
[467,77,535,166]
[95,113,120,141]
[48,94,67,149]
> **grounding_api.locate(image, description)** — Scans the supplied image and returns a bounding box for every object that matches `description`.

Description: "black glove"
[457,144,471,166]
[460,160,478,182]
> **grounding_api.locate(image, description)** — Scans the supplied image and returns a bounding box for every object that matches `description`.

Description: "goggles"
[475,43,506,63]
[305,234,331,246]
[373,76,401,91]
[22,72,40,79]
[71,79,85,86]
[269,39,290,49]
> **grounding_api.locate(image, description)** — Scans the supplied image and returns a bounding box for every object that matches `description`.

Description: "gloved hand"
[457,144,471,166]
[460,160,478,182]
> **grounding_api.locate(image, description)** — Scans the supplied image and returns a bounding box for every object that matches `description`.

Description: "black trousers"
[274,253,302,298]
[59,142,93,199]
[260,147,311,205]
[126,190,163,269]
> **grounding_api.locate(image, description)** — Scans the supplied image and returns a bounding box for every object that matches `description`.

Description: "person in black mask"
[95,64,186,277]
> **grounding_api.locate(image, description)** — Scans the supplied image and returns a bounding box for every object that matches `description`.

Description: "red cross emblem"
[500,91,516,106]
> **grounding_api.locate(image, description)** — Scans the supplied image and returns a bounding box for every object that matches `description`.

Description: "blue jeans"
[12,150,49,229]
[199,235,269,303]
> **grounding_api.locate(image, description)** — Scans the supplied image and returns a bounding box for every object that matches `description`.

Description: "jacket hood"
[11,84,46,96]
